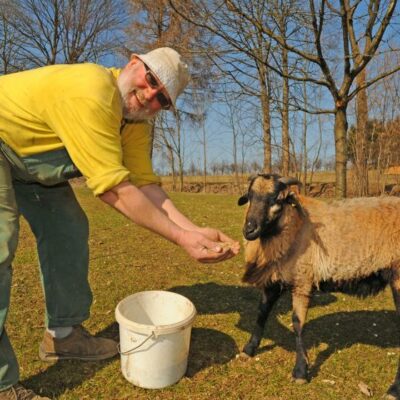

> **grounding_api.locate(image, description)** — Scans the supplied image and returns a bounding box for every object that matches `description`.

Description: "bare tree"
[190,89,209,192]
[126,0,215,188]
[348,60,400,194]
[0,0,125,68]
[61,0,126,63]
[273,0,293,176]
[154,115,178,190]
[154,110,186,191]
[169,0,282,173]
[249,0,399,197]
[170,0,400,198]
[0,2,25,74]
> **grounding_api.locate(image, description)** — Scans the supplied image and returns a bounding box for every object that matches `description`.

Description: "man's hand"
[101,182,240,263]
[177,229,240,263]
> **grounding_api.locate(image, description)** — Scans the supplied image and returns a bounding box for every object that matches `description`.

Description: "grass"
[8,187,398,399]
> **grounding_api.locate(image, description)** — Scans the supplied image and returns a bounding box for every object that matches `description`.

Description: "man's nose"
[143,85,160,101]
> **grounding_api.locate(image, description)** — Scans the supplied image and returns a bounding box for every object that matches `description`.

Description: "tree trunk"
[302,109,307,195]
[354,67,369,196]
[161,136,176,191]
[202,120,207,192]
[173,110,184,192]
[168,147,177,191]
[281,46,290,176]
[232,126,239,188]
[259,62,272,173]
[334,106,348,198]
[178,155,184,192]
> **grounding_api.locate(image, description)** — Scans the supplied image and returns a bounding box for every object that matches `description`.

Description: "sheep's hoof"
[238,351,251,361]
[385,383,400,400]
[384,390,399,400]
[292,377,308,385]
[292,365,309,384]
[242,343,256,357]
[384,395,397,400]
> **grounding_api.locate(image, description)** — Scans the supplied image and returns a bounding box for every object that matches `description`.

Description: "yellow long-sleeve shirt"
[0,63,160,195]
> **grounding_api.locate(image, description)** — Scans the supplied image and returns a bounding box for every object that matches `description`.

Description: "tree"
[126,0,215,189]
[170,0,400,198]
[0,0,125,69]
[251,0,400,197]
[273,0,293,176]
[169,0,283,174]
[0,2,24,74]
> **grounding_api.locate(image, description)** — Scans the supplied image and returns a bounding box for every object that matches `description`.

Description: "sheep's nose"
[243,219,260,240]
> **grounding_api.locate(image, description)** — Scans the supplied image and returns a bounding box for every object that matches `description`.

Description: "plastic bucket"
[115,290,197,389]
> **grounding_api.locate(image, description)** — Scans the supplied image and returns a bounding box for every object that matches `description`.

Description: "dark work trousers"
[0,149,92,390]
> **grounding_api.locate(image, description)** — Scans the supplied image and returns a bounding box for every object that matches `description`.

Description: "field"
[9,186,398,399]
[160,170,400,197]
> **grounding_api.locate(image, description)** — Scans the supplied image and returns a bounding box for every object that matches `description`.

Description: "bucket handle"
[118,331,156,355]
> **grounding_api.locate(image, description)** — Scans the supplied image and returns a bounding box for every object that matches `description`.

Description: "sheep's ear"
[287,191,303,213]
[276,181,289,201]
[278,176,300,186]
[277,187,290,201]
[238,194,248,206]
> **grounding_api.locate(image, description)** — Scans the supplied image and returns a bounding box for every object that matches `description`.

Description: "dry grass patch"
[6,187,398,399]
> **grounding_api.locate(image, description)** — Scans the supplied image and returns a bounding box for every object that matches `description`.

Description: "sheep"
[238,173,400,399]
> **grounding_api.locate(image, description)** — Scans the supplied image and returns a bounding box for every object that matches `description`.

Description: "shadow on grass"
[23,283,397,396]
[22,323,120,398]
[22,316,238,397]
[186,327,239,377]
[171,282,398,380]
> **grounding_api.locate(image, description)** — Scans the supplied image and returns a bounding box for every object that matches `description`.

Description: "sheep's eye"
[270,203,282,213]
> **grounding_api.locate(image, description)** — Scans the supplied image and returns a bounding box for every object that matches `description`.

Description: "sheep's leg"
[386,267,400,399]
[291,287,312,384]
[242,283,282,357]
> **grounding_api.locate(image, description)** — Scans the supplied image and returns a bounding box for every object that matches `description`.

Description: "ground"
[7,187,398,399]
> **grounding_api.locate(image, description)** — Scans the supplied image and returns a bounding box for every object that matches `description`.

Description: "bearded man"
[0,47,239,399]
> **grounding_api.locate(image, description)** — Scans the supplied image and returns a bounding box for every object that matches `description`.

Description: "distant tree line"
[161,156,336,178]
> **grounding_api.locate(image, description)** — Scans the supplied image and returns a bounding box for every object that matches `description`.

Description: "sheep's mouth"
[243,218,280,240]
[243,229,261,241]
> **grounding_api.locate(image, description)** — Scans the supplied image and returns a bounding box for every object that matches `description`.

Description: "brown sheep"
[238,173,400,399]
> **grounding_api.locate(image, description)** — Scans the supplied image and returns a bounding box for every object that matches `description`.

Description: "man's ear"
[128,55,140,66]
[238,194,248,206]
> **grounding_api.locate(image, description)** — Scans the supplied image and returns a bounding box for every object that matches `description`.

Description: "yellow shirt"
[0,63,160,195]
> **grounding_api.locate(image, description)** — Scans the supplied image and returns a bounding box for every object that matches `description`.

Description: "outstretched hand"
[178,228,240,263]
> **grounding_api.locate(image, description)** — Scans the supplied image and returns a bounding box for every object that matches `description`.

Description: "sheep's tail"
[319,268,392,298]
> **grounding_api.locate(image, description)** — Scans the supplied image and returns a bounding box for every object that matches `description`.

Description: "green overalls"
[0,142,92,390]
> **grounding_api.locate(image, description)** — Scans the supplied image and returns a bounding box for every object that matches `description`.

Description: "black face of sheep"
[238,174,299,241]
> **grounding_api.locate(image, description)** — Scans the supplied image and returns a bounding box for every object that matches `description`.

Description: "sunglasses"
[144,64,172,110]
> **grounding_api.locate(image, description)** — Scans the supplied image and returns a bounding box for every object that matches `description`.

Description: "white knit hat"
[135,47,190,108]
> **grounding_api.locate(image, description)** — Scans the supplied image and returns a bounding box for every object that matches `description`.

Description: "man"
[0,47,240,399]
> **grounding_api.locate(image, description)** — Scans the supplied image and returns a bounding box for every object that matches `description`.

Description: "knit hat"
[135,47,190,108]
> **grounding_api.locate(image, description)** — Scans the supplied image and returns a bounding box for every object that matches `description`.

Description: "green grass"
[8,187,398,399]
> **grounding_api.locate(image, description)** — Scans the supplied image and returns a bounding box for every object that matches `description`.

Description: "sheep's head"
[238,174,300,240]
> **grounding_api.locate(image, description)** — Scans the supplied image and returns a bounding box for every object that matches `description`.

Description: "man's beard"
[122,90,155,121]
[118,75,155,121]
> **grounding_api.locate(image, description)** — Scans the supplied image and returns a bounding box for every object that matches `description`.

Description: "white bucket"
[115,290,197,389]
